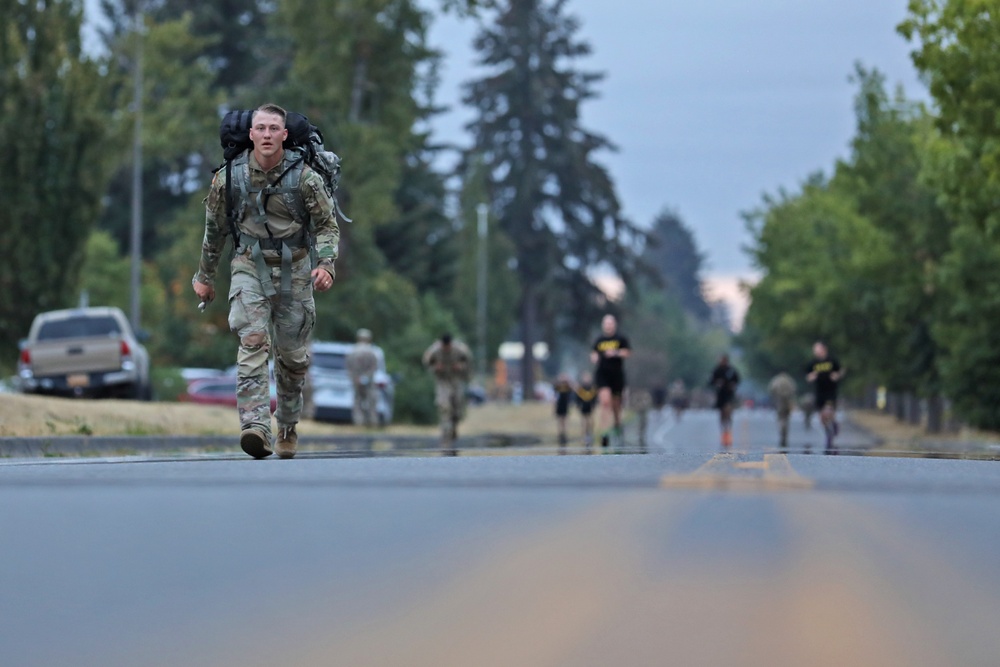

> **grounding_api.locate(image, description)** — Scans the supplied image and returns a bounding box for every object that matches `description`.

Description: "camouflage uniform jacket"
[194,149,340,287]
[422,340,473,383]
[768,372,797,410]
[346,344,379,385]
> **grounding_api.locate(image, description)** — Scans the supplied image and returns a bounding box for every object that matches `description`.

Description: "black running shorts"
[595,369,625,396]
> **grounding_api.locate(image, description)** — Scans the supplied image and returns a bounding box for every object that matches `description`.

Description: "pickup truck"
[17,306,152,399]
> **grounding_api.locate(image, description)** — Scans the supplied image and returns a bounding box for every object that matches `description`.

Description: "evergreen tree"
[377,145,459,298]
[0,0,112,358]
[462,0,642,393]
[641,209,712,321]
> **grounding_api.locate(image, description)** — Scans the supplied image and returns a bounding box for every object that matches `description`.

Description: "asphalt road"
[2,408,999,666]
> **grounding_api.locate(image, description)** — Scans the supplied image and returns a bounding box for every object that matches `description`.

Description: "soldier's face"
[249,111,288,160]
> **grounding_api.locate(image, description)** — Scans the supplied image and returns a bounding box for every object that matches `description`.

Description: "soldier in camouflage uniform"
[422,333,473,456]
[768,371,797,450]
[346,328,379,427]
[192,103,340,459]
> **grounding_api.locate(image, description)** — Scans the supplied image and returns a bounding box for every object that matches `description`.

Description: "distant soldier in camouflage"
[768,371,797,450]
[422,333,473,455]
[192,103,340,459]
[346,328,379,427]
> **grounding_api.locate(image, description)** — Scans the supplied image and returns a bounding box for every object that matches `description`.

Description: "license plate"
[67,373,89,388]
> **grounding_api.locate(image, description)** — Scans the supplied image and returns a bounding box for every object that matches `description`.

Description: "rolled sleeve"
[302,169,340,263]
[195,171,230,286]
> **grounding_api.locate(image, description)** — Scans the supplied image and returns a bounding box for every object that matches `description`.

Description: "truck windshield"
[37,316,122,340]
[312,352,347,372]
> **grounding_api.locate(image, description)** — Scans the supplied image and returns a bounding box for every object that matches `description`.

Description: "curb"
[0,433,543,459]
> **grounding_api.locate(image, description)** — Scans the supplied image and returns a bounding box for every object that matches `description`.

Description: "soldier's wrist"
[317,259,335,279]
[192,272,214,288]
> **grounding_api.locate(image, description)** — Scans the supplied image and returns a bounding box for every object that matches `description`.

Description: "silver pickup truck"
[17,306,151,399]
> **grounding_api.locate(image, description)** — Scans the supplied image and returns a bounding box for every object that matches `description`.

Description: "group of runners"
[551,314,630,452]
[711,340,844,453]
[554,312,844,454]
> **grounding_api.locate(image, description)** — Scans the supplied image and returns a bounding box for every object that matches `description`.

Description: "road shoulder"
[849,409,1000,460]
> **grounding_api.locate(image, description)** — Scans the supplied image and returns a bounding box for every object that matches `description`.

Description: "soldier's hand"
[193,280,215,303]
[312,268,334,292]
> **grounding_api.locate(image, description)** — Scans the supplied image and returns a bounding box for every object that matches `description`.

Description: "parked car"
[467,383,488,405]
[17,306,151,399]
[179,367,226,385]
[179,375,277,413]
[309,341,395,425]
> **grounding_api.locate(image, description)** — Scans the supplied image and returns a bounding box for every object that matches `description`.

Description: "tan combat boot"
[276,424,298,459]
[240,427,273,459]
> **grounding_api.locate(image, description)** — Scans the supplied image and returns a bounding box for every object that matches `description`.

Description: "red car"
[179,375,277,413]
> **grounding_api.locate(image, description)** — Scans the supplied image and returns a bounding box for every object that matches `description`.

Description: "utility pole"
[476,203,489,377]
[129,7,144,332]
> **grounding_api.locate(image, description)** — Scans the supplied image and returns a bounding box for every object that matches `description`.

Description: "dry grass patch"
[849,409,1000,455]
[0,393,560,439]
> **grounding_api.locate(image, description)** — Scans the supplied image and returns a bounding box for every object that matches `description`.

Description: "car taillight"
[19,348,30,365]
[120,340,131,357]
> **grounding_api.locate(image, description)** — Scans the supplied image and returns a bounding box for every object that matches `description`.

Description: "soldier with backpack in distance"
[192,103,342,459]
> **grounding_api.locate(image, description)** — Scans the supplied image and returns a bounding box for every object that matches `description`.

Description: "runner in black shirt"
[806,341,845,454]
[591,314,630,448]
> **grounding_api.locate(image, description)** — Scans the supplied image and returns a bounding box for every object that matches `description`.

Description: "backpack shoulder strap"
[282,152,309,226]
[225,151,253,249]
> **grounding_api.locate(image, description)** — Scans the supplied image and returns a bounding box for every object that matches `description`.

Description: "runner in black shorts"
[591,314,630,448]
[806,340,845,454]
[709,354,740,448]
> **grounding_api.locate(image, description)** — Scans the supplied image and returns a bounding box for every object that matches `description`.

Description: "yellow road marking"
[660,452,813,490]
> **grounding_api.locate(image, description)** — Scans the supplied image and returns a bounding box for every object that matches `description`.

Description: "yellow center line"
[660,452,813,491]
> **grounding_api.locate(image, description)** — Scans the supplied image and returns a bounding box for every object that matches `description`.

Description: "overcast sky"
[424,0,927,297]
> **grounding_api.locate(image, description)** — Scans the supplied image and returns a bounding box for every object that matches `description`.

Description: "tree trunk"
[863,384,878,409]
[519,284,538,401]
[890,392,905,421]
[906,393,921,426]
[926,394,944,434]
[350,43,370,123]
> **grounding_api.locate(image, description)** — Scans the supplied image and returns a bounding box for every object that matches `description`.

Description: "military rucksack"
[215,108,350,252]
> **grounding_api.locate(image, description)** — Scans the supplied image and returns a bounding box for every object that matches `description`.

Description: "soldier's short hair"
[356,328,372,341]
[253,103,287,126]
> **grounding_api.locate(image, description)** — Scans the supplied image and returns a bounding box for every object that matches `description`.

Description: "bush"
[152,367,187,402]
[392,371,437,425]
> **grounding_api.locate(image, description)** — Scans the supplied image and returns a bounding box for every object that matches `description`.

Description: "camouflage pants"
[228,255,316,437]
[776,403,793,447]
[352,380,378,427]
[435,379,467,443]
